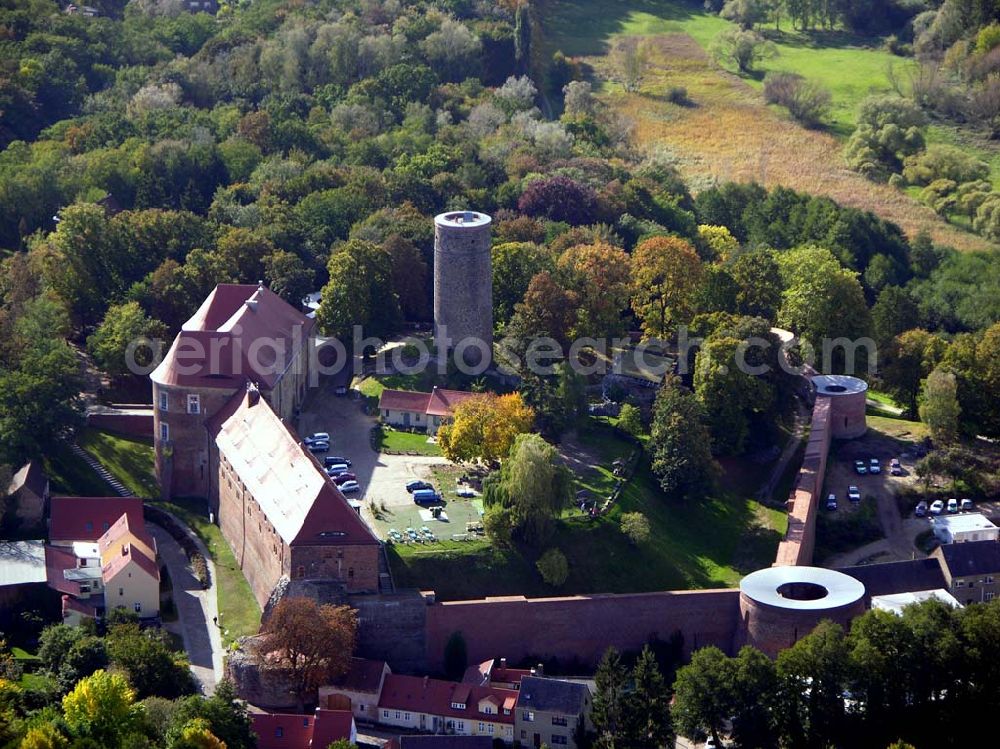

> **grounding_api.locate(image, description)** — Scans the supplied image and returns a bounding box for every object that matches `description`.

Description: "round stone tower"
[738,566,866,658]
[433,211,493,368]
[812,374,868,439]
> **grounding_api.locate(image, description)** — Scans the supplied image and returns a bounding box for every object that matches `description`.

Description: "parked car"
[335,385,348,396]
[413,489,443,505]
[854,460,868,475]
[826,494,838,511]
[961,498,974,511]
[324,456,352,467]
[304,432,330,443]
[307,441,329,453]
[848,486,861,502]
[338,480,360,493]
[406,480,433,493]
[456,487,476,498]
[947,498,959,514]
[930,499,945,516]
[333,472,356,485]
[869,458,881,474]
[890,458,902,476]
[325,463,349,476]
[915,500,928,517]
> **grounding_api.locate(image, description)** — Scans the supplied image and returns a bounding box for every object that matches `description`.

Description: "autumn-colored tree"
[19,723,68,749]
[257,598,357,711]
[630,236,704,338]
[61,670,142,747]
[920,368,961,445]
[505,271,578,347]
[437,392,535,464]
[697,224,739,262]
[557,242,631,339]
[167,718,227,749]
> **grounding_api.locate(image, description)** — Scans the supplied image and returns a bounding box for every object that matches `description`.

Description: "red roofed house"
[46,497,159,625]
[252,708,356,749]
[462,658,531,691]
[213,385,380,607]
[6,461,49,532]
[151,283,315,498]
[376,674,517,743]
[378,387,481,435]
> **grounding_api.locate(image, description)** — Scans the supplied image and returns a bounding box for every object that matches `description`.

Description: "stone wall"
[291,544,380,595]
[86,412,154,438]
[774,397,832,567]
[423,589,741,673]
[226,637,299,710]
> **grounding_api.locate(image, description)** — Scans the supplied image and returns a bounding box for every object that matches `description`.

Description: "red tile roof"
[377,674,517,725]
[62,594,98,619]
[49,497,144,543]
[151,284,314,391]
[426,388,481,417]
[251,709,354,749]
[214,387,378,547]
[378,389,432,413]
[45,545,83,595]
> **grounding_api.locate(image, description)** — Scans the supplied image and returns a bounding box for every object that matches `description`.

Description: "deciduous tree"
[437,393,535,464]
[630,236,704,338]
[649,379,717,500]
[61,670,142,747]
[920,367,961,445]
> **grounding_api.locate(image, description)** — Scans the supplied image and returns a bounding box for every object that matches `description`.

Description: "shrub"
[536,548,569,586]
[617,403,644,438]
[844,95,926,180]
[711,29,776,74]
[666,86,689,105]
[902,144,990,186]
[976,23,1000,55]
[973,192,1000,240]
[762,72,831,128]
[190,553,209,588]
[518,175,600,224]
[620,512,651,545]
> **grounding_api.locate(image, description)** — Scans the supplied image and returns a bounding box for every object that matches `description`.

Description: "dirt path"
[587,33,991,252]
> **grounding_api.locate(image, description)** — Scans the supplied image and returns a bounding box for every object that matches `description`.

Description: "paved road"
[149,522,224,694]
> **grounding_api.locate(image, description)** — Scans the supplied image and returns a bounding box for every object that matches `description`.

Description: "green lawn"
[44,441,112,496]
[374,425,442,456]
[153,496,261,645]
[77,429,159,498]
[389,421,787,600]
[542,0,905,136]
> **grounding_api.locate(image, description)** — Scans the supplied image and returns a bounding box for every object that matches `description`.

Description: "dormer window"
[451,702,466,710]
[187,394,201,414]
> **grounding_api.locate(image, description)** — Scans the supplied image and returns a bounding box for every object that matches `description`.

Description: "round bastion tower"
[433,211,493,368]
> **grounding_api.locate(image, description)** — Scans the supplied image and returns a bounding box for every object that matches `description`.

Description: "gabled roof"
[378,389,432,413]
[100,515,159,585]
[49,497,144,543]
[151,284,314,391]
[938,540,1000,578]
[426,388,480,417]
[214,387,378,547]
[8,461,47,497]
[62,594,98,619]
[377,674,517,724]
[330,657,389,694]
[516,676,590,716]
[45,544,83,595]
[251,709,354,749]
[839,558,947,599]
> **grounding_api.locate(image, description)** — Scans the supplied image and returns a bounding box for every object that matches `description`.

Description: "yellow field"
[590,33,993,252]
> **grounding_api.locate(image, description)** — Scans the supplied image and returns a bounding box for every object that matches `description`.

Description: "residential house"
[251,709,356,749]
[45,497,159,625]
[377,674,517,742]
[462,658,531,690]
[6,461,48,532]
[319,658,391,722]
[931,513,1000,545]
[378,387,480,435]
[212,385,380,607]
[933,540,1000,606]
[515,676,593,749]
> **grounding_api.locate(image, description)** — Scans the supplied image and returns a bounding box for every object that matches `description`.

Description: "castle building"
[151,283,314,499]
[210,385,380,608]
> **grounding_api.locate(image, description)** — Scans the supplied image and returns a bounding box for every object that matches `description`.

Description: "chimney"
[423,675,429,690]
[500,657,507,670]
[245,298,258,311]
[247,382,260,405]
[536,663,544,677]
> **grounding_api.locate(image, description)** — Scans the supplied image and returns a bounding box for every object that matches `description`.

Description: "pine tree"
[592,648,628,748]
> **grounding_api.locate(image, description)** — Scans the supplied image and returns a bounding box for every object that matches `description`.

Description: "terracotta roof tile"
[250,709,354,749]
[330,658,388,694]
[310,710,355,748]
[377,674,516,725]
[49,497,144,543]
[214,387,378,547]
[426,389,481,417]
[378,389,432,413]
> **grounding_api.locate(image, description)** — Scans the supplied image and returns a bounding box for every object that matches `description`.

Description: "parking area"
[295,380,460,541]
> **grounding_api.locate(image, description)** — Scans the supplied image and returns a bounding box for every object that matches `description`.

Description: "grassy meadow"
[538,0,994,251]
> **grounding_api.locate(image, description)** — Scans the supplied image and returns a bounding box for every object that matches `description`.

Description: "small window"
[302,718,309,727]
[297,566,305,578]
[394,711,401,719]
[383,710,389,719]
[160,422,170,442]
[158,391,168,411]
[404,712,410,721]
[85,521,93,532]
[552,716,568,727]
[552,736,568,745]
[275,727,283,738]
[988,576,995,584]
[133,603,141,613]
[955,580,965,588]
[119,587,124,596]
[187,394,200,414]
[987,592,996,601]
[348,567,354,579]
